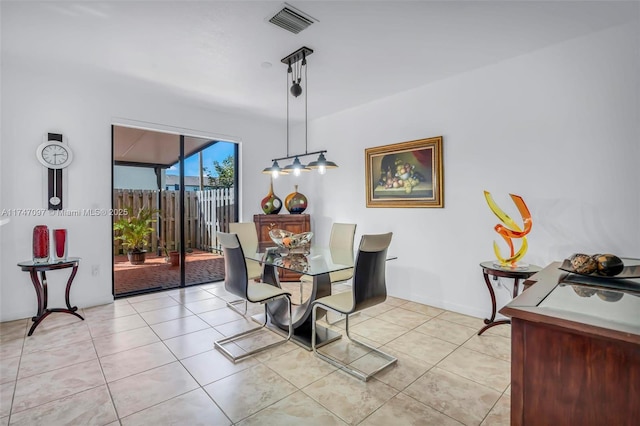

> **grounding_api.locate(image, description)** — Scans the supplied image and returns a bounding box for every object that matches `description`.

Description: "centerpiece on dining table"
[269,229,313,254]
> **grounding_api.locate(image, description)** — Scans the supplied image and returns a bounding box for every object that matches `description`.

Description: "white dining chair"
[229,222,262,281]
[299,223,356,304]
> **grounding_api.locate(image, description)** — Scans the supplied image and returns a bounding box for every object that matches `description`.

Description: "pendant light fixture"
[262,46,338,177]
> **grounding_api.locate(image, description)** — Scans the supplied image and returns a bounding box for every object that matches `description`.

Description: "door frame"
[111,119,240,297]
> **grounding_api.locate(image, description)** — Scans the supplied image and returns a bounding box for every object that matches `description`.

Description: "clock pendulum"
[50,167,61,207]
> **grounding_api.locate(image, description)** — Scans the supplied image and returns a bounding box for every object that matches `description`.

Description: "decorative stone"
[592,253,624,277]
[570,253,597,275]
[596,289,624,302]
[571,285,597,298]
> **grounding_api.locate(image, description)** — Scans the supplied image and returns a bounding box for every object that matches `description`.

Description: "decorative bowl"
[269,229,313,252]
[279,253,309,272]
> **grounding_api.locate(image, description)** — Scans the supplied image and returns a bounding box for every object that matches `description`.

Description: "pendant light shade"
[262,160,289,178]
[306,152,338,175]
[282,157,311,176]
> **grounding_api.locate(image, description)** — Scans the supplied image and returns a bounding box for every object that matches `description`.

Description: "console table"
[478,261,541,335]
[17,257,84,335]
[500,259,640,425]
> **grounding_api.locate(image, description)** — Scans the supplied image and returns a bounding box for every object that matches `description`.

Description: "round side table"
[478,261,541,335]
[17,257,84,336]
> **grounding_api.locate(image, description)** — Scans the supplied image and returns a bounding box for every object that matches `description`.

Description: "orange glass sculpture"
[484,191,532,268]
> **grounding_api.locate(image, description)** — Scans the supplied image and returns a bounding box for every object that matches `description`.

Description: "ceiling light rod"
[271,150,327,162]
[281,46,313,66]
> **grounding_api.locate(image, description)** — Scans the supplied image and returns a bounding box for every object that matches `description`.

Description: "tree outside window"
[206,155,234,188]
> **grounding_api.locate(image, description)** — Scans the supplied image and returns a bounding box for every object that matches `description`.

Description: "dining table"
[244,246,358,350]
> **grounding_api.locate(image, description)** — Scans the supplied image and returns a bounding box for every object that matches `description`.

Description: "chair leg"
[215,295,293,363]
[325,310,361,326]
[226,299,248,316]
[311,304,397,382]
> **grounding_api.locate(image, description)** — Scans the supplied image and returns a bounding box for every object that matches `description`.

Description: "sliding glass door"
[112,125,238,297]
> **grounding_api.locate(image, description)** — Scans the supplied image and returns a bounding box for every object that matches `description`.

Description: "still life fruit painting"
[365,136,444,208]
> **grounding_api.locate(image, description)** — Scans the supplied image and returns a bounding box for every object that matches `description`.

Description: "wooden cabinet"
[253,214,310,281]
[500,261,640,426]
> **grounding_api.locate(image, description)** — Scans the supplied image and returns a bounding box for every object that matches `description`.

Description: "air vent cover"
[268,4,316,34]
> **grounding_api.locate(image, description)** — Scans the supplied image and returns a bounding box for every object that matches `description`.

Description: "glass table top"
[245,246,397,276]
[538,257,640,329]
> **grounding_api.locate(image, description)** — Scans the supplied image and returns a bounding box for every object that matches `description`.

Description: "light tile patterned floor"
[0,281,511,425]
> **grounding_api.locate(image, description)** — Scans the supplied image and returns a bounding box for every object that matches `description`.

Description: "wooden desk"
[18,257,84,335]
[500,259,640,426]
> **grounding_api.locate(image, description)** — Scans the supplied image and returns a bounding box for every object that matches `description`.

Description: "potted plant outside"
[113,206,158,265]
[160,240,179,266]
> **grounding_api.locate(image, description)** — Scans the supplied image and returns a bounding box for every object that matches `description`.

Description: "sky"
[166,141,235,177]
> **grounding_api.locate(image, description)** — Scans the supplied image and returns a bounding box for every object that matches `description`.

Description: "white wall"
[0,62,279,321]
[304,22,640,317]
[1,21,638,322]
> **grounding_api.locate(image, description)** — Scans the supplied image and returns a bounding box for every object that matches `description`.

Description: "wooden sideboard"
[253,214,310,281]
[500,260,640,426]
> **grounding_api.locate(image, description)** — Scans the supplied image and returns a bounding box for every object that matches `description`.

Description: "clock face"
[36,141,73,169]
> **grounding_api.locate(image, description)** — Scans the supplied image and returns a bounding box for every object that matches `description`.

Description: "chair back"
[217,232,248,299]
[352,232,393,311]
[229,222,261,280]
[229,222,259,255]
[330,223,357,252]
[329,223,357,269]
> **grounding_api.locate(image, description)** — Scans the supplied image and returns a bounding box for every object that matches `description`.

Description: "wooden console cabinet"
[500,261,640,426]
[253,214,310,281]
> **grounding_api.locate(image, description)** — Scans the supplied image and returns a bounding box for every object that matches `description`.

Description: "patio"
[114,250,225,296]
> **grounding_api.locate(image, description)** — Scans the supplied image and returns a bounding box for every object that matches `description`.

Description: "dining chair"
[226,222,262,314]
[299,223,357,303]
[311,232,397,381]
[229,222,262,281]
[214,232,293,363]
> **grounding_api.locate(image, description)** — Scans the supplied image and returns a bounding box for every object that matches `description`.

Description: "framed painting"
[365,136,444,208]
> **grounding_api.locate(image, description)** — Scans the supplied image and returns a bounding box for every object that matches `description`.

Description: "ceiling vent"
[268,3,316,34]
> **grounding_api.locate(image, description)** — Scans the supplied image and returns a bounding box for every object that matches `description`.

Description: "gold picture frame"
[365,136,444,208]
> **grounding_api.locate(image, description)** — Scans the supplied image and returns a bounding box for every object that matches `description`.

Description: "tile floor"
[0,281,511,425]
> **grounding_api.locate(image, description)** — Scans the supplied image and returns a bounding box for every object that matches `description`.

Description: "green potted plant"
[113,206,158,265]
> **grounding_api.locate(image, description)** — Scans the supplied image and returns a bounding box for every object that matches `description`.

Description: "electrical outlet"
[91,265,100,276]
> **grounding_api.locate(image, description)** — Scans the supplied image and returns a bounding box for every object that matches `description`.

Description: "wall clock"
[36,133,73,210]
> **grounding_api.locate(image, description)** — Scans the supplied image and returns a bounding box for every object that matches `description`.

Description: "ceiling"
[112,126,216,166]
[2,1,637,122]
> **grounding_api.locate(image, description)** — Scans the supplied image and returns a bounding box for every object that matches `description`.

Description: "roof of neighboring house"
[165,175,215,187]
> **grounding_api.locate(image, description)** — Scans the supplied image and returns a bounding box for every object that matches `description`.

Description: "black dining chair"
[214,232,293,363]
[310,232,397,381]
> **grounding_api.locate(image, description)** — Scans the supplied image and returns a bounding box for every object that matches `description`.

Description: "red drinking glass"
[53,229,68,261]
[32,225,50,263]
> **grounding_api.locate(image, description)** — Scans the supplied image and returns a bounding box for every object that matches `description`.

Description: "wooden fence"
[113,188,235,255]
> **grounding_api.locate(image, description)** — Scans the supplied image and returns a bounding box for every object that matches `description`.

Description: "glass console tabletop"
[537,257,640,331]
